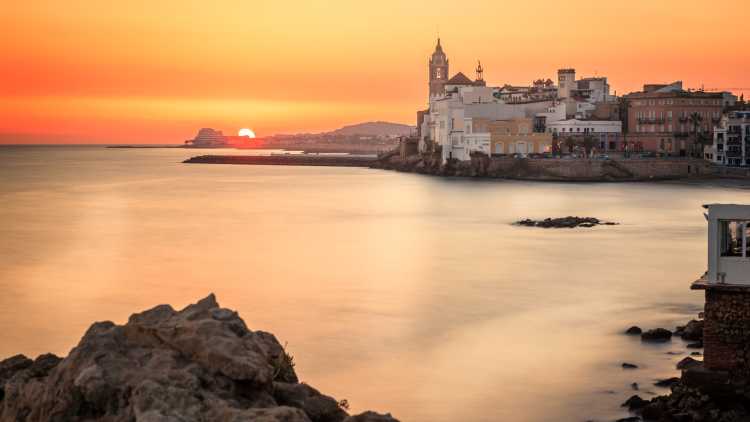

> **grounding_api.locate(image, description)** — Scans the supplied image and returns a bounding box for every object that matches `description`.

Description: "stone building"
[624,82,723,155]
[692,204,750,376]
[488,118,553,155]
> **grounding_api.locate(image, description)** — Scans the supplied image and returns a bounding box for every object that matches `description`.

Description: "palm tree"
[551,137,561,157]
[581,135,596,157]
[564,136,576,154]
[688,112,704,158]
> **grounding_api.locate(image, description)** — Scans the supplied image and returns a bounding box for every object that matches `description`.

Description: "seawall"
[372,153,717,182]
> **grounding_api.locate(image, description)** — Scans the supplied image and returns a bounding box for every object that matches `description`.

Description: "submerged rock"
[676,356,702,370]
[515,216,618,229]
[0,294,398,422]
[625,326,642,335]
[622,363,639,369]
[641,328,672,342]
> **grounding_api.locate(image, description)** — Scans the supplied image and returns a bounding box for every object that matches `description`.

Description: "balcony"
[637,117,665,124]
[726,149,742,158]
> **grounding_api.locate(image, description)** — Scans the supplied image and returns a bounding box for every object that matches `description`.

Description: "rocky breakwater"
[0,295,398,422]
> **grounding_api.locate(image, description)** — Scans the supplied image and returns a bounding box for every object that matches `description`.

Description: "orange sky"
[1,0,748,144]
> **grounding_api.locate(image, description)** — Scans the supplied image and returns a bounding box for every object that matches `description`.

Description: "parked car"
[596,154,610,160]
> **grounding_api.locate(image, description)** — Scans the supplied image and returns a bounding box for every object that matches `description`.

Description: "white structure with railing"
[703,204,750,285]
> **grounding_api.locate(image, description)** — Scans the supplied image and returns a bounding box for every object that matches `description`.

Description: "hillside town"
[414,38,748,167]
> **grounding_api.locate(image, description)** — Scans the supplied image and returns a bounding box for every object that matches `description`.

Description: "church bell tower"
[429,38,449,98]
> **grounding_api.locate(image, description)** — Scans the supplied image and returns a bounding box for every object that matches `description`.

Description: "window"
[720,220,749,257]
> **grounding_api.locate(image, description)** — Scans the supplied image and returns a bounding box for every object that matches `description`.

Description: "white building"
[535,102,567,126]
[701,204,750,285]
[708,111,750,167]
[547,119,623,151]
[556,68,613,103]
[422,84,556,162]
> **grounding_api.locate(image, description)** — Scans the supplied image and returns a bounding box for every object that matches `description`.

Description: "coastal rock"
[0,294,396,422]
[622,394,648,411]
[680,320,704,342]
[676,357,702,370]
[622,363,639,369]
[344,411,401,422]
[635,367,747,422]
[625,326,642,335]
[641,328,672,342]
[654,377,681,388]
[515,216,618,229]
[0,355,32,383]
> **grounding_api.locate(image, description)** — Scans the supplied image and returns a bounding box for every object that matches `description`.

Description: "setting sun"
[238,128,255,138]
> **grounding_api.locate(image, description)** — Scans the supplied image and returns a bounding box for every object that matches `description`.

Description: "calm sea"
[1,145,747,421]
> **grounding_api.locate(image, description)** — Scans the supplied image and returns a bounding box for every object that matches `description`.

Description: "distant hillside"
[329,121,414,137]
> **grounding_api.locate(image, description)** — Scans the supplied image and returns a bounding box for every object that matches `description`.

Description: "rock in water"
[676,356,701,370]
[624,326,642,335]
[514,216,618,229]
[654,377,681,388]
[621,394,648,411]
[641,328,672,342]
[0,294,399,422]
[680,319,704,341]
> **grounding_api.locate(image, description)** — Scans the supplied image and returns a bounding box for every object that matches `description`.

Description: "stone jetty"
[184,155,377,167]
[0,295,398,422]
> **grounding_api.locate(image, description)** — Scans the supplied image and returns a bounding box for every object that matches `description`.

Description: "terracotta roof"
[446,72,473,85]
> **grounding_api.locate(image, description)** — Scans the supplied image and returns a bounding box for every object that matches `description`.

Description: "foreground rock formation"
[0,295,399,422]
